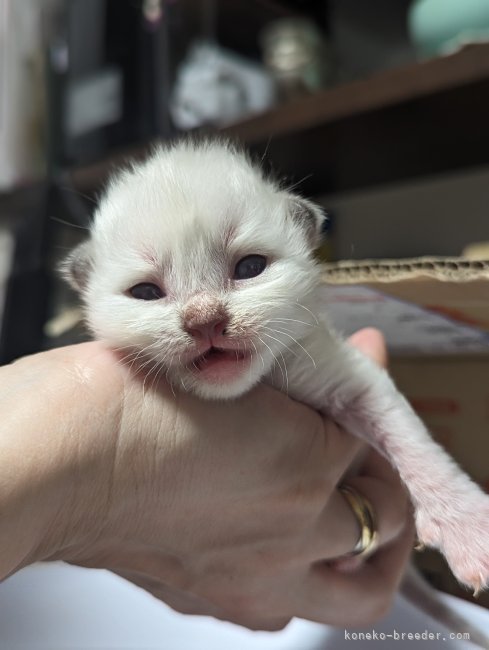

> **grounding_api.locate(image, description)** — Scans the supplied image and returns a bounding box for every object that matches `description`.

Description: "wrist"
[0,343,121,577]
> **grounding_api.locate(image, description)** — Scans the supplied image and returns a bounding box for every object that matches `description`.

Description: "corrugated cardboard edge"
[320,257,489,283]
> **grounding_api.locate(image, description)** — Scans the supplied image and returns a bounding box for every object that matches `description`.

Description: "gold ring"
[339,484,379,558]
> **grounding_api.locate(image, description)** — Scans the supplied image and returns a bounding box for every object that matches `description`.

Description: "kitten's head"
[63,140,324,399]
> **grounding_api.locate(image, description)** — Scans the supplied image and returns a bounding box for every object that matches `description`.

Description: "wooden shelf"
[222,43,489,195]
[225,44,489,144]
[4,42,488,209]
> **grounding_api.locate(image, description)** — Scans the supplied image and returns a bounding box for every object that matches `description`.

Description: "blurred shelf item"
[176,0,313,59]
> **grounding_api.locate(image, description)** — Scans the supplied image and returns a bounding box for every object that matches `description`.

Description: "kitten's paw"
[416,499,489,593]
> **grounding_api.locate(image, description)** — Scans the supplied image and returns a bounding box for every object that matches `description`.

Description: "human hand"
[116,328,412,630]
[0,329,413,630]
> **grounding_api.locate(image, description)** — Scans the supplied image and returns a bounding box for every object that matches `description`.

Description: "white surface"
[0,562,488,649]
[0,0,44,189]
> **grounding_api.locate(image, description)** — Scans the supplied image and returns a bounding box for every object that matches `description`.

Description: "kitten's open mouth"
[189,346,251,382]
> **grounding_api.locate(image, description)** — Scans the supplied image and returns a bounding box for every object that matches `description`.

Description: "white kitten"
[64,139,489,593]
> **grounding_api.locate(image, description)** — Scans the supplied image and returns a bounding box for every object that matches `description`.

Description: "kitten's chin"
[189,377,255,400]
[181,351,266,400]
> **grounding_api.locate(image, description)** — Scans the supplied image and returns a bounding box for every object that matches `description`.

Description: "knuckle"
[269,617,291,631]
[224,592,264,619]
[170,602,200,616]
[203,578,265,618]
[218,582,286,622]
[247,617,292,632]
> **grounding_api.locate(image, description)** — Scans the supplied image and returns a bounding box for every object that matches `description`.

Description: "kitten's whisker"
[113,344,140,367]
[116,342,156,374]
[263,324,295,335]
[149,359,166,392]
[256,334,281,377]
[114,350,135,367]
[268,317,316,329]
[250,339,265,372]
[147,364,160,393]
[272,347,287,390]
[260,135,273,163]
[295,301,320,325]
[50,216,89,230]
[142,357,163,396]
[113,343,135,351]
[273,328,317,369]
[119,350,145,371]
[58,183,98,206]
[260,330,300,359]
[128,348,151,372]
[176,353,189,392]
[286,173,313,193]
[131,348,157,374]
[165,366,177,397]
[257,334,288,391]
[276,348,289,394]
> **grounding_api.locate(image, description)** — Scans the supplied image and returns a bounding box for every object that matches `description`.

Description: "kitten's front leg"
[280,330,489,593]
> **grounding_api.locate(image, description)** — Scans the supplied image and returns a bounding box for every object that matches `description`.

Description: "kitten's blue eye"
[234,255,267,280]
[129,282,164,300]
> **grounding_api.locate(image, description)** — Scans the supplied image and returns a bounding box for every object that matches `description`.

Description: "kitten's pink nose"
[183,294,229,343]
[185,318,228,342]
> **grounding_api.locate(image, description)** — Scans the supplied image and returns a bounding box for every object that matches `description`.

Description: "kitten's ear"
[60,240,93,292]
[287,195,326,250]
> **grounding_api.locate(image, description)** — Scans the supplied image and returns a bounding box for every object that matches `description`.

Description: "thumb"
[347,328,388,369]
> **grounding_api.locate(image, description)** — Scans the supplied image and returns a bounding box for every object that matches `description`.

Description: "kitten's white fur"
[64,139,489,593]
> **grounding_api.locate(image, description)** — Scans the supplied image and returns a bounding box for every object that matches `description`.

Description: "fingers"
[294,519,415,626]
[117,569,292,632]
[213,613,292,632]
[308,485,368,559]
[317,416,367,491]
[340,446,412,556]
[339,472,410,550]
[310,461,410,561]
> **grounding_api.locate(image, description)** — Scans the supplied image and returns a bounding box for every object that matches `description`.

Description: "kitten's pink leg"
[323,346,489,593]
[279,329,489,590]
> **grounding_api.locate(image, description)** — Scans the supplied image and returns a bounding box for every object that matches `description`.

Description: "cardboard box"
[321,257,489,606]
[392,355,489,608]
